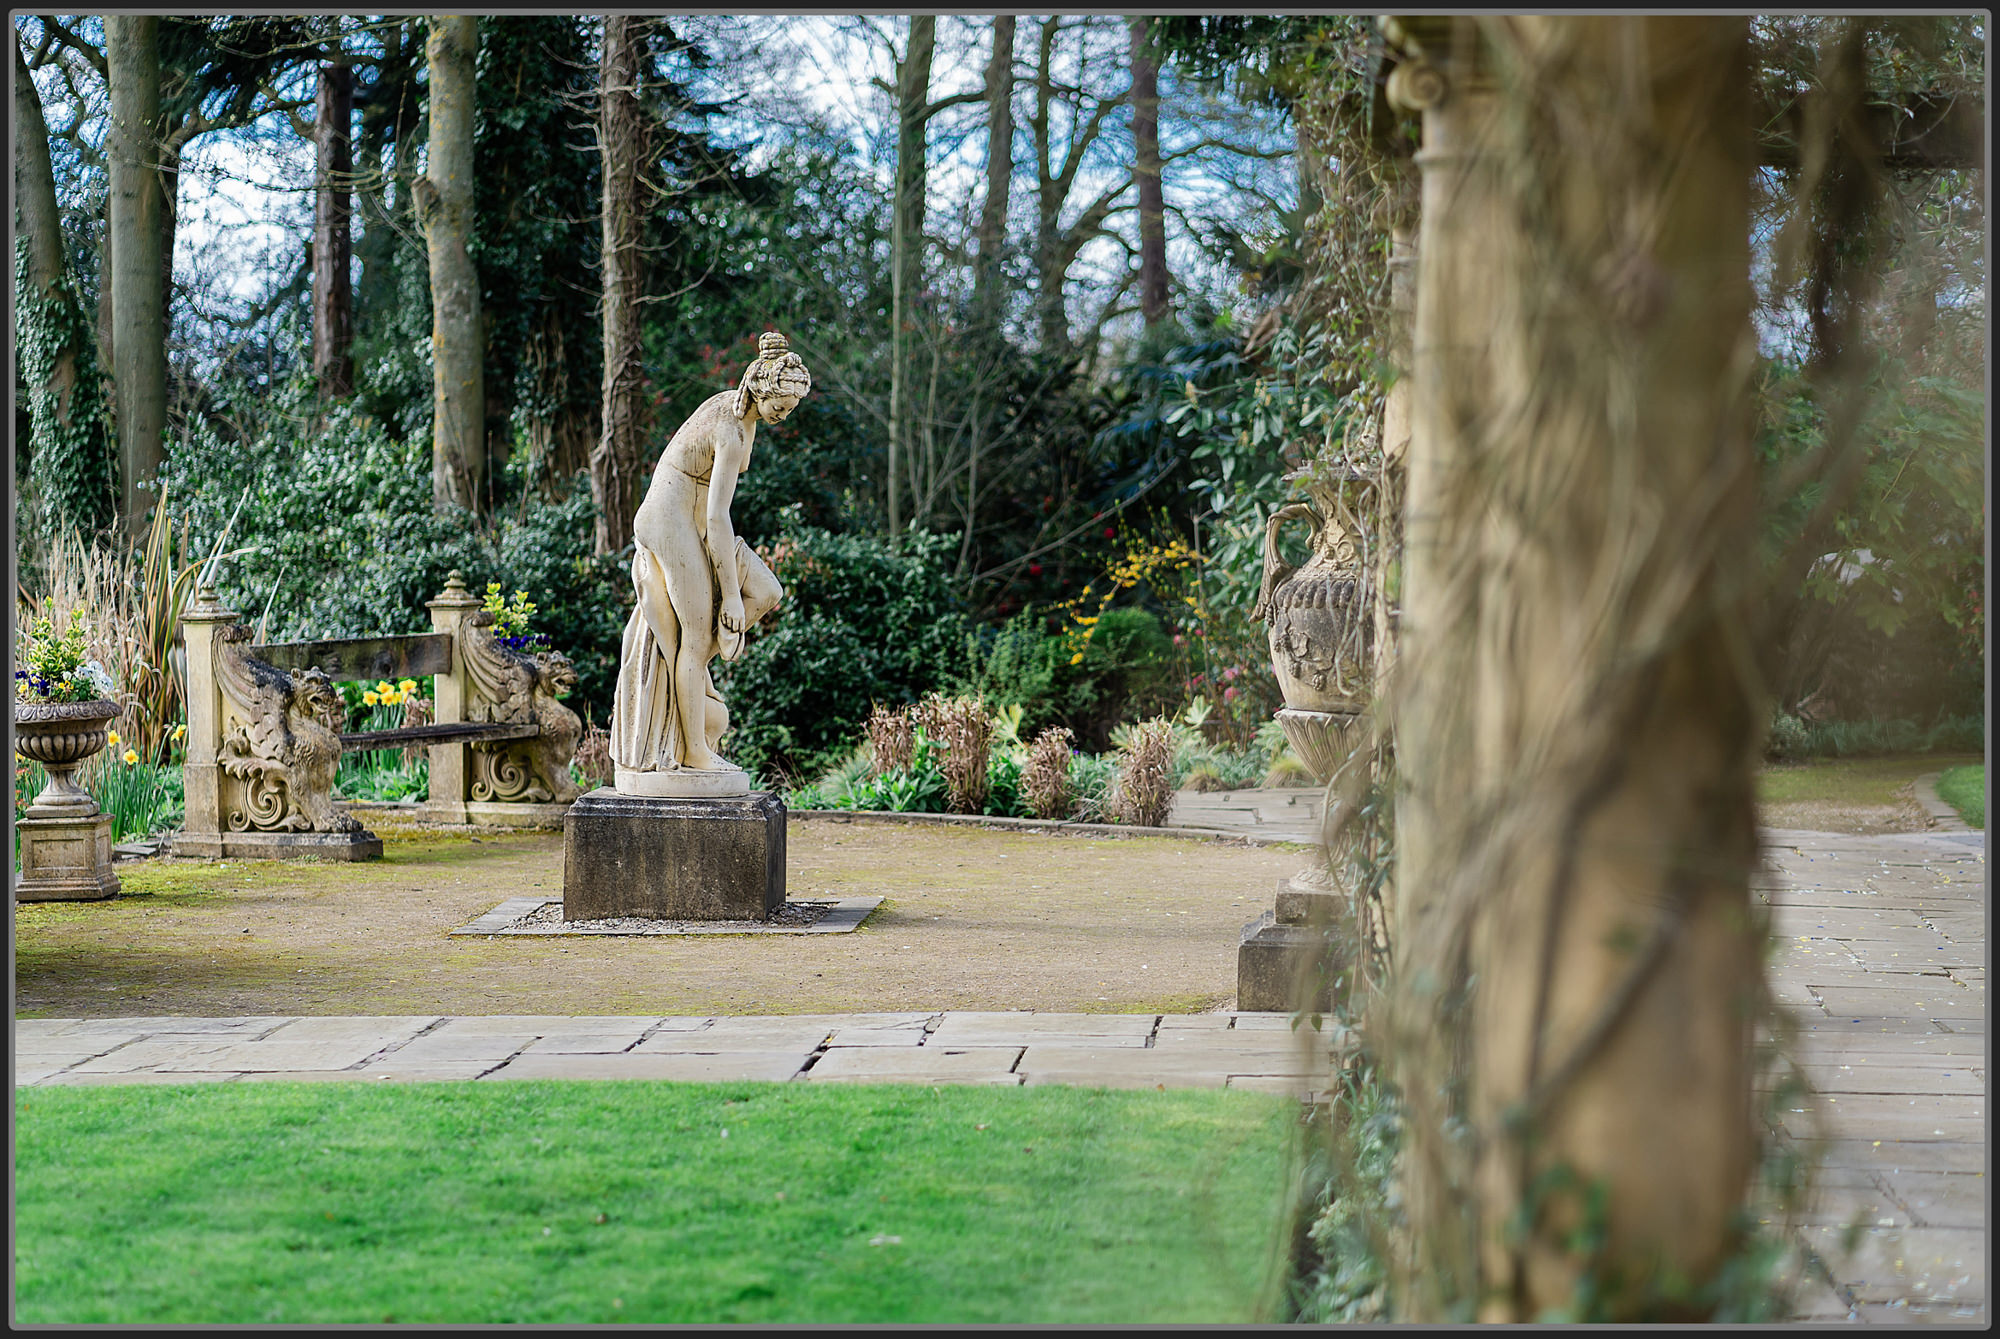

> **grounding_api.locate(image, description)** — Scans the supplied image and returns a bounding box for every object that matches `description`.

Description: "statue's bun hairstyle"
[734,331,813,417]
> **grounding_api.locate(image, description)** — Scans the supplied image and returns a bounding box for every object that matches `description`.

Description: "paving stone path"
[14,1009,1343,1097]
[1758,826,1986,1324]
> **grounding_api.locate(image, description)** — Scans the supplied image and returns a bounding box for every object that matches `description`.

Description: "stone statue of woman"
[611,331,810,796]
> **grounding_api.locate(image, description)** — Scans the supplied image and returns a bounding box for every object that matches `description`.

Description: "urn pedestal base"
[1237,878,1347,1012]
[14,811,120,901]
[563,788,785,921]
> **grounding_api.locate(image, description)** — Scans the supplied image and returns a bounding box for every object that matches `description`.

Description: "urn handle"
[1253,503,1323,624]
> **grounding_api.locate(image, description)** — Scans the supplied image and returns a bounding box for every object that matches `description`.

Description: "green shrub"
[161,385,633,720]
[955,605,1180,751]
[718,524,970,782]
[1764,711,1984,761]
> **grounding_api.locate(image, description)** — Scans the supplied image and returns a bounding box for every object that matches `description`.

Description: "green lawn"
[1935,764,1985,829]
[14,1080,1298,1325]
[1756,752,1983,807]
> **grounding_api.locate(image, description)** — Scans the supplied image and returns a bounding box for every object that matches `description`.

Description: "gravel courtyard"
[13,819,1305,1019]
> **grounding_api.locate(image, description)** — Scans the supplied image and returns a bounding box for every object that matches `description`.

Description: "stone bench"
[176,572,582,861]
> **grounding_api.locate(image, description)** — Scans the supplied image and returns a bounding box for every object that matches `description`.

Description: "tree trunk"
[886,15,935,537]
[1390,16,1763,1321]
[313,56,356,398]
[594,13,646,555]
[1127,18,1169,328]
[105,16,167,533]
[1030,18,1067,357]
[420,15,484,512]
[15,38,117,536]
[972,15,1015,335]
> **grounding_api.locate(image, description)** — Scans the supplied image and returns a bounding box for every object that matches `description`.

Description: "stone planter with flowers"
[13,610,122,900]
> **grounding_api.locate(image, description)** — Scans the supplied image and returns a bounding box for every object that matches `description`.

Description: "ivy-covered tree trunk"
[1390,15,1764,1320]
[105,15,167,532]
[594,13,646,555]
[1128,19,1169,327]
[313,55,356,399]
[419,15,485,513]
[14,39,116,537]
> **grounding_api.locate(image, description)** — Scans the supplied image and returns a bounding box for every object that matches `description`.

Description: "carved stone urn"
[1253,496,1372,797]
[14,698,120,815]
[13,698,122,900]
[1237,492,1373,1011]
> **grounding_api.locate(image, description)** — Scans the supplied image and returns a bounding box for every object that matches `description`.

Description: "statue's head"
[734,331,813,424]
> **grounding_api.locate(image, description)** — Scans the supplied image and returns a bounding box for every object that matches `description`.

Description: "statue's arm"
[708,425,750,654]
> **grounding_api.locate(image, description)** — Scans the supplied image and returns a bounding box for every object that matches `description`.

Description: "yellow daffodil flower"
[362,691,380,706]
[398,679,417,695]
[123,749,139,765]
[377,680,394,694]
[172,723,187,740]
[106,730,120,745]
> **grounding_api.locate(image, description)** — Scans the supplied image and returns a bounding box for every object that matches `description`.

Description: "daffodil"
[362,690,380,707]
[106,730,120,745]
[398,679,417,695]
[377,680,395,694]
[172,723,187,741]
[123,749,139,765]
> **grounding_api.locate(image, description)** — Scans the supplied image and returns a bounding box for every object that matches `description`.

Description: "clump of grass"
[1114,716,1176,827]
[864,703,915,776]
[918,694,994,814]
[1022,726,1075,819]
[571,722,614,791]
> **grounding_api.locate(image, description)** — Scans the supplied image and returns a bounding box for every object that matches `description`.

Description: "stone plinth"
[14,811,120,901]
[171,829,383,861]
[563,788,784,921]
[1237,879,1346,1012]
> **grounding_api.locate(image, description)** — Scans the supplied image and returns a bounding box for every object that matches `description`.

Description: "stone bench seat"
[339,721,538,751]
[178,572,584,860]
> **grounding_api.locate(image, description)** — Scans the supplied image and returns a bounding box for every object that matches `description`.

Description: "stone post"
[178,583,238,843]
[425,570,481,823]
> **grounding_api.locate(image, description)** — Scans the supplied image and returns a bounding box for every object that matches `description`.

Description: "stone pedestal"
[1237,879,1346,1012]
[562,788,784,921]
[14,811,121,901]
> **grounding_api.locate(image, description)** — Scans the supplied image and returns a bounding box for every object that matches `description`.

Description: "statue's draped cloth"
[610,539,734,772]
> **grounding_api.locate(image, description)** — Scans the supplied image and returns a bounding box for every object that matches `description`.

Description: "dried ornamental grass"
[864,703,916,777]
[572,723,614,791]
[919,693,994,814]
[1022,726,1075,819]
[1114,717,1176,828]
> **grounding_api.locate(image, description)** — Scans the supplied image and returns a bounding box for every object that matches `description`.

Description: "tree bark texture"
[105,15,167,532]
[594,13,647,555]
[1389,16,1764,1321]
[972,15,1016,335]
[1127,19,1169,327]
[313,58,356,398]
[886,15,936,536]
[15,38,117,535]
[420,16,485,513]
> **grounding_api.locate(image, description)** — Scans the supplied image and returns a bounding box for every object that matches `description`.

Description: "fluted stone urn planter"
[1237,494,1374,1011]
[14,698,122,900]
